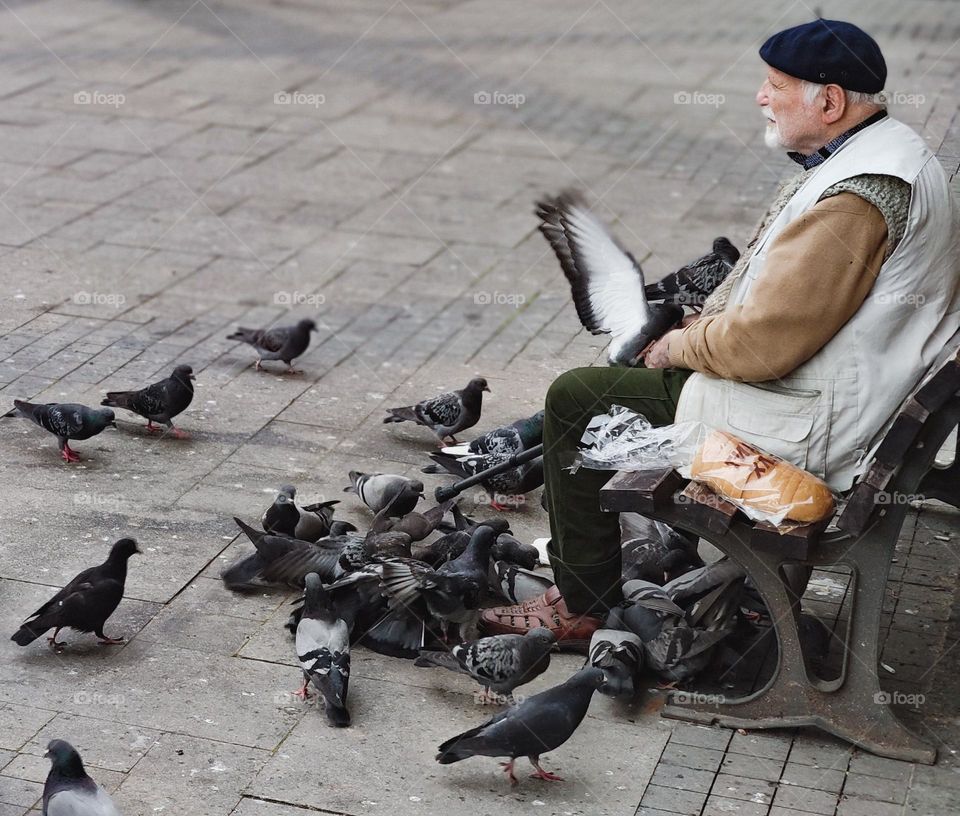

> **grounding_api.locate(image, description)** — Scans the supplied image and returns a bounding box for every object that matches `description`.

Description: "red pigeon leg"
[293,678,312,700]
[145,421,162,434]
[500,760,519,786]
[97,633,125,645]
[61,444,81,463]
[529,756,564,782]
[170,427,190,439]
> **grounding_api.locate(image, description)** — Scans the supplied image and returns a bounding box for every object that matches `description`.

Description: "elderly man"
[481,19,960,648]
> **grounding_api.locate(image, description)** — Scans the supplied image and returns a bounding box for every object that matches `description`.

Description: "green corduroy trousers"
[542,366,693,614]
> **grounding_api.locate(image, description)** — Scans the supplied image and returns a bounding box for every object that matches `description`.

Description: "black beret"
[760,19,886,94]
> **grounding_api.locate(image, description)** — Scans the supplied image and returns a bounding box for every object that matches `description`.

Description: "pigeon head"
[277,485,296,502]
[467,377,490,393]
[524,627,558,650]
[44,740,86,778]
[571,665,606,689]
[298,319,318,333]
[520,410,545,444]
[172,364,196,381]
[110,538,140,560]
[96,408,117,429]
[467,524,497,557]
[408,479,425,498]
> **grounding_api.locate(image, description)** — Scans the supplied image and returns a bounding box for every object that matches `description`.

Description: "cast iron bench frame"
[600,349,960,764]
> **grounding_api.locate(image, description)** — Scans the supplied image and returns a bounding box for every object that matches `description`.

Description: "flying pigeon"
[424,449,543,511]
[5,401,116,462]
[383,377,490,444]
[226,318,317,373]
[379,525,496,640]
[43,739,121,816]
[436,665,605,785]
[441,410,544,458]
[296,573,351,727]
[101,364,195,438]
[415,627,556,702]
[222,517,360,589]
[644,237,741,307]
[343,471,423,517]
[261,485,345,542]
[536,191,684,366]
[12,538,139,649]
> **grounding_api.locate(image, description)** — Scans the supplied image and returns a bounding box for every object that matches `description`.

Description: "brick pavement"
[0,1,958,814]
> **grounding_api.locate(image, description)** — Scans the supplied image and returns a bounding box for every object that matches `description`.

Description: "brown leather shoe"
[480,585,602,653]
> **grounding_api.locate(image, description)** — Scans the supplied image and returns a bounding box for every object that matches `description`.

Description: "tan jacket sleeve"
[667,192,888,382]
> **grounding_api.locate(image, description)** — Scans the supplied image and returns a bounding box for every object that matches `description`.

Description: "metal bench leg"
[919,424,960,507]
[661,523,937,764]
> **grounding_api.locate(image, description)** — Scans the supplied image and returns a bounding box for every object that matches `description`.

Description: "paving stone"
[728,732,793,762]
[721,751,785,783]
[772,784,839,815]
[659,742,726,773]
[710,773,776,806]
[779,763,845,793]
[640,784,708,815]
[669,722,733,752]
[837,796,906,816]
[650,762,716,794]
[703,796,771,815]
[842,772,908,803]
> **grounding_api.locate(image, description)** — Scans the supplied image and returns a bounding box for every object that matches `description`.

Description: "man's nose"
[756,81,769,106]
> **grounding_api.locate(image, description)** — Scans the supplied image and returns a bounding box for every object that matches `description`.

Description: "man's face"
[756,67,825,153]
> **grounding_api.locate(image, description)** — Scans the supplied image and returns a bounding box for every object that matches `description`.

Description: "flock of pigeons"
[5,191,757,808]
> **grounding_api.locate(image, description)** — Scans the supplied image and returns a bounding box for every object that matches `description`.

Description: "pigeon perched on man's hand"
[226,318,317,373]
[101,363,195,438]
[5,401,116,462]
[42,739,121,816]
[383,377,490,444]
[436,665,604,785]
[644,237,740,307]
[11,538,139,649]
[536,191,683,366]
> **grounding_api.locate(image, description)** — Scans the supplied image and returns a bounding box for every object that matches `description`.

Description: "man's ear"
[821,84,847,124]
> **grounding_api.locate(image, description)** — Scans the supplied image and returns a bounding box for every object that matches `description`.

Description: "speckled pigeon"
[536,191,683,366]
[101,364,195,438]
[644,237,740,307]
[440,410,544,458]
[42,739,120,815]
[5,400,116,462]
[383,377,490,444]
[226,318,317,372]
[436,665,605,785]
[424,448,543,510]
[415,627,556,700]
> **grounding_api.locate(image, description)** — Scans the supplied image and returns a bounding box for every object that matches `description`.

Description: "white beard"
[763,121,782,150]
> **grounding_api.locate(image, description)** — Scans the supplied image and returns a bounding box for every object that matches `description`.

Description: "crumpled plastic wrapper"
[574,405,835,528]
[573,405,705,475]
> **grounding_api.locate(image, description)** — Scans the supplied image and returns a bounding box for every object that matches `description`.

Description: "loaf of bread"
[690,430,835,523]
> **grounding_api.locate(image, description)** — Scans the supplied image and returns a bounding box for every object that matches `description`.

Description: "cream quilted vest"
[674,117,960,490]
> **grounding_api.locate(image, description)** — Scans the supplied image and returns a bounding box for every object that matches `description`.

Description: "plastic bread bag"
[573,406,707,473]
[689,429,835,525]
[575,407,835,527]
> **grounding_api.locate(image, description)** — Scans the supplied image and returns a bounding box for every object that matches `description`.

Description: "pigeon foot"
[97,636,125,645]
[61,446,81,463]
[500,760,519,786]
[529,757,563,782]
[145,422,162,434]
[47,629,65,650]
[293,680,312,700]
[169,427,190,440]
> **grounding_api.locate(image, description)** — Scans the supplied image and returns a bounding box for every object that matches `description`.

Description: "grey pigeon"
[644,237,741,306]
[101,364,195,438]
[440,410,544,458]
[42,739,120,816]
[296,573,350,727]
[372,498,456,543]
[436,665,605,785]
[536,191,684,366]
[621,517,703,585]
[261,485,345,542]
[343,471,423,517]
[489,561,554,604]
[226,318,317,373]
[5,401,116,462]
[383,377,490,444]
[414,627,556,700]
[492,533,539,570]
[222,517,360,589]
[12,538,139,649]
[411,529,470,567]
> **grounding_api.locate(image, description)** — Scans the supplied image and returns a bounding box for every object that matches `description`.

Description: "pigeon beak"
[482,386,491,393]
[43,749,50,759]
[109,420,118,429]
[550,643,561,652]
[188,373,196,380]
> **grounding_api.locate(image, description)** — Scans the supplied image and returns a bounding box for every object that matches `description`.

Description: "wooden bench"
[600,348,960,764]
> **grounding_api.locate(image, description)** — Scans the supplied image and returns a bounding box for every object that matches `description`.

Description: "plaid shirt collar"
[787,109,888,170]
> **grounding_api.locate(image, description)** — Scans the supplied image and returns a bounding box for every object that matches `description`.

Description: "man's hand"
[642,329,681,369]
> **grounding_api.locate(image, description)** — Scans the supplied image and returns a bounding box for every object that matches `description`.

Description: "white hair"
[801,80,884,106]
